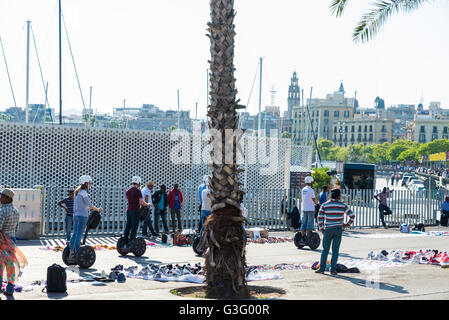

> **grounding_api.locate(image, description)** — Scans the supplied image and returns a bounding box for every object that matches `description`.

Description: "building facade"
[332,118,394,146]
[407,115,449,143]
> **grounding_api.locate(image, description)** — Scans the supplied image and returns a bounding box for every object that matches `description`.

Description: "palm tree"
[204,0,249,299]
[330,0,432,43]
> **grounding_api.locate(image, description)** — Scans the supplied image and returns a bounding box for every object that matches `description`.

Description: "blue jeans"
[319,227,343,272]
[200,210,212,236]
[300,211,315,231]
[124,210,140,243]
[69,216,88,252]
[154,208,169,234]
[65,215,73,241]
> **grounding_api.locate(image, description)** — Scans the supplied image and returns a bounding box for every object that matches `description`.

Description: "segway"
[116,236,147,257]
[192,235,204,255]
[62,210,101,269]
[294,231,321,250]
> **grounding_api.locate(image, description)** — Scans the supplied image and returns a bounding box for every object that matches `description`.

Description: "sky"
[1,0,449,119]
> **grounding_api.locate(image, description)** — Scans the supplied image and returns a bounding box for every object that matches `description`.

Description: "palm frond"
[330,0,350,17]
[353,0,432,43]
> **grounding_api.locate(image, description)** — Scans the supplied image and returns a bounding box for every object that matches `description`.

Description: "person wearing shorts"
[300,176,318,240]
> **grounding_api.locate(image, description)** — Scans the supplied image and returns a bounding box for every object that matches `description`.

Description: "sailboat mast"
[25,20,31,124]
[59,0,62,125]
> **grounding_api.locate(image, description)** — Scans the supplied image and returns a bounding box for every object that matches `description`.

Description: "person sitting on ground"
[57,190,75,243]
[316,188,355,276]
[300,176,318,242]
[0,188,28,297]
[123,176,150,248]
[374,187,392,229]
[68,176,103,262]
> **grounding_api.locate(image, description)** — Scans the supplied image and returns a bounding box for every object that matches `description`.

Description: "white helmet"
[203,175,211,184]
[132,176,142,184]
[305,176,314,184]
[79,175,92,185]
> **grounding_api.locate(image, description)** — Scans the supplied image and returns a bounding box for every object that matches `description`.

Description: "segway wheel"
[192,236,203,255]
[76,246,96,269]
[62,246,76,266]
[131,237,147,257]
[294,232,305,249]
[308,232,321,250]
[116,237,128,256]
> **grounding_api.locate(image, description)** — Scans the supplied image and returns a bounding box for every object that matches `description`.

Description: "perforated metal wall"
[0,122,312,235]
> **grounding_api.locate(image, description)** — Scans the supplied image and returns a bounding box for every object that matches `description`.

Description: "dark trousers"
[154,208,169,234]
[170,208,182,232]
[124,210,140,243]
[142,208,156,235]
[379,204,392,227]
[319,227,343,272]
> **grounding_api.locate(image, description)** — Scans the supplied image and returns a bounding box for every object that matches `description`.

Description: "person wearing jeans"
[123,176,150,248]
[141,181,156,236]
[69,176,102,262]
[300,176,318,242]
[152,185,169,234]
[168,184,184,233]
[316,189,355,276]
[58,190,74,242]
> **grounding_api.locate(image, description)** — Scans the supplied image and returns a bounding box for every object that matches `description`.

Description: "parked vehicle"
[402,175,414,187]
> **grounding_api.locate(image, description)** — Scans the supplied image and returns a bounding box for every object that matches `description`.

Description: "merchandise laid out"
[247,236,294,244]
[367,249,449,266]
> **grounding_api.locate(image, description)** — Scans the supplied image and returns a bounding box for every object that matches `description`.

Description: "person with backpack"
[168,184,184,233]
[68,176,103,263]
[0,188,28,297]
[316,188,355,276]
[123,176,150,248]
[57,190,75,243]
[152,185,169,234]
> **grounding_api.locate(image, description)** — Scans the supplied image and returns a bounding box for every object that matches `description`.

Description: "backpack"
[87,210,101,230]
[45,264,67,293]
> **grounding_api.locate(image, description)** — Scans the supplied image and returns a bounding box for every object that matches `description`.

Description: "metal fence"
[40,186,445,237]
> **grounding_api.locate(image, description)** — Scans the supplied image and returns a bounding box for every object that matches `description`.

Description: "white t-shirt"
[240,203,248,218]
[301,186,316,212]
[141,187,153,207]
[201,188,212,211]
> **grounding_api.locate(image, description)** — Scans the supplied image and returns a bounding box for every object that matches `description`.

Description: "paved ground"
[6,226,449,300]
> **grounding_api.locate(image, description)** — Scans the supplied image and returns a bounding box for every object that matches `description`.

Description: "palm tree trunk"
[205,0,249,299]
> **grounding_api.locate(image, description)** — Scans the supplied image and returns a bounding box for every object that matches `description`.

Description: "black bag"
[139,206,149,222]
[87,210,101,230]
[45,264,67,293]
[413,223,426,232]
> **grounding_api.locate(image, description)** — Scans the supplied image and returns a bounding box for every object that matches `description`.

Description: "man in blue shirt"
[58,190,75,243]
[441,196,449,227]
[319,186,328,205]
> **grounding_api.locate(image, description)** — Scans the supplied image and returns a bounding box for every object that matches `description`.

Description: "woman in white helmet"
[68,176,102,262]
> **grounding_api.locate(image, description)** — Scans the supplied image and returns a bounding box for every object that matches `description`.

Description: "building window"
[334,111,339,118]
[345,126,348,133]
[324,110,329,117]
[419,135,426,143]
[444,127,448,134]
[357,134,362,142]
[334,127,337,133]
[324,119,329,125]
[351,134,355,142]
[381,125,386,133]
[433,126,438,133]
[369,134,373,141]
[364,125,367,132]
[351,126,355,133]
[369,125,373,132]
[432,134,438,141]
[344,111,350,118]
[358,125,362,132]
[420,126,425,133]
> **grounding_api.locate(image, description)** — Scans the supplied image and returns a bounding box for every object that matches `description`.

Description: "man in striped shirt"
[315,188,355,276]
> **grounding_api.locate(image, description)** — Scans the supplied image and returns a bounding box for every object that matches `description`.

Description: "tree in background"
[312,167,332,190]
[330,0,432,43]
[417,139,449,156]
[349,143,365,162]
[282,131,292,139]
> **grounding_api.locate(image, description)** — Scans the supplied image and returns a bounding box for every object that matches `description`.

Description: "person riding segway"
[62,209,101,269]
[294,176,321,250]
[116,176,150,257]
[64,175,103,268]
